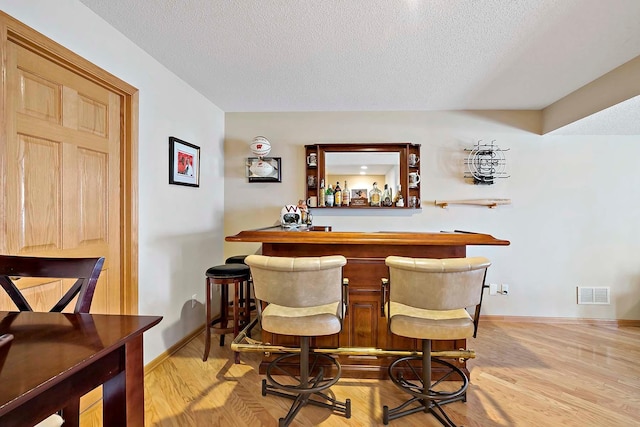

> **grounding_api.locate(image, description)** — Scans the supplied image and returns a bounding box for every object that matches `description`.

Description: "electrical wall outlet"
[191,294,197,308]
[489,283,498,295]
[501,284,509,295]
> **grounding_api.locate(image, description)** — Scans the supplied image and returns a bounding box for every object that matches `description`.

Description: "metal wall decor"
[464,140,509,185]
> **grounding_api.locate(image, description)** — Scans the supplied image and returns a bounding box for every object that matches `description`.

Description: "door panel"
[15,134,62,253]
[3,42,121,314]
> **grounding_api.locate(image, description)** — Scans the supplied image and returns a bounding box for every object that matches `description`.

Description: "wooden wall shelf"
[434,198,511,209]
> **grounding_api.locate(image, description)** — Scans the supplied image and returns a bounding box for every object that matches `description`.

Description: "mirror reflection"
[325,152,400,199]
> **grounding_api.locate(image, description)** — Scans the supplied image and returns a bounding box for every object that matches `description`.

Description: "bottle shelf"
[304,143,422,212]
[311,205,419,210]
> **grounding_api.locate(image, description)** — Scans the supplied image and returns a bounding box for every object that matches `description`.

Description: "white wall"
[0,0,226,362]
[225,112,640,321]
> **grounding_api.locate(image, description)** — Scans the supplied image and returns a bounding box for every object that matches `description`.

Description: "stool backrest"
[245,255,346,308]
[385,256,490,311]
[0,255,105,313]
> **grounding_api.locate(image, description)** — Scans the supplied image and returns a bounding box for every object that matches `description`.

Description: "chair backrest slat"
[0,255,105,313]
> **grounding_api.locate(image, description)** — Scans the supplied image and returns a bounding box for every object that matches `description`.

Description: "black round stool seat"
[206,263,249,278]
[225,255,249,265]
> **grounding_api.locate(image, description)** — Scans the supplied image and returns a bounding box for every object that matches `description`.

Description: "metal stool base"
[261,338,351,427]
[383,340,468,426]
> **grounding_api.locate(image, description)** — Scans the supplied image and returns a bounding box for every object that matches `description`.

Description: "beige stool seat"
[246,254,351,427]
[382,256,491,426]
[387,302,475,340]
[261,301,342,336]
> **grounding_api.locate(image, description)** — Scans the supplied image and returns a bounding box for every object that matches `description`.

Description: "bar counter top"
[225,226,510,247]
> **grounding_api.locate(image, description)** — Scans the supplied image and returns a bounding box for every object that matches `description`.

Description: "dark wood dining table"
[0,311,162,427]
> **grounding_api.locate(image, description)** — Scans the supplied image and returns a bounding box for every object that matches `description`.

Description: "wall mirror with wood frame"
[305,143,421,209]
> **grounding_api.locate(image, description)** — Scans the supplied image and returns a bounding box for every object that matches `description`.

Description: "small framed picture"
[169,136,200,187]
[352,189,368,199]
[246,157,282,183]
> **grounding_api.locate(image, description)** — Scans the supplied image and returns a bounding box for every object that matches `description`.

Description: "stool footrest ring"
[384,356,468,426]
[266,353,341,394]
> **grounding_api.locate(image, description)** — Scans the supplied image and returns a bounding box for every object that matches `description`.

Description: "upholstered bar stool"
[245,254,351,427]
[381,256,491,426]
[203,263,251,364]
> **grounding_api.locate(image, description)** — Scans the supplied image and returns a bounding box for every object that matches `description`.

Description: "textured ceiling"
[78,0,640,133]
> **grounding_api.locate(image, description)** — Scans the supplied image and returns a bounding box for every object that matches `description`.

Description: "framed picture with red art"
[169,136,200,187]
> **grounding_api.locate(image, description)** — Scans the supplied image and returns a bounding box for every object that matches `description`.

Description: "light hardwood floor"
[84,320,640,426]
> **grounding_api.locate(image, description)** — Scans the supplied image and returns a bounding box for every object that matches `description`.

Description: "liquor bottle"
[382,184,393,207]
[393,184,400,204]
[334,181,342,206]
[369,182,382,207]
[325,184,334,207]
[319,179,326,207]
[343,181,350,206]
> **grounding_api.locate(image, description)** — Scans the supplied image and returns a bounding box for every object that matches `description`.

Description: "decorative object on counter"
[396,193,404,207]
[334,181,342,206]
[319,179,326,207]
[408,171,420,188]
[369,182,382,206]
[435,198,511,209]
[350,189,368,206]
[281,204,303,228]
[247,157,281,182]
[307,175,316,188]
[382,184,393,207]
[250,136,271,158]
[393,184,402,205]
[342,181,350,206]
[307,152,317,167]
[325,184,335,207]
[464,140,509,185]
[297,199,312,224]
[169,136,200,187]
[306,196,317,208]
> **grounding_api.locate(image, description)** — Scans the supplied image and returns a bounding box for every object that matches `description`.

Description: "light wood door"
[1,12,140,420]
[1,41,121,314]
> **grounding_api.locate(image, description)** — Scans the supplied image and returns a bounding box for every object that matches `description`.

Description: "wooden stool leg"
[220,283,229,346]
[233,280,241,364]
[203,278,212,361]
[245,279,253,337]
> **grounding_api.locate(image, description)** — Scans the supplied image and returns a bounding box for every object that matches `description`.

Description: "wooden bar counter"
[226,226,510,379]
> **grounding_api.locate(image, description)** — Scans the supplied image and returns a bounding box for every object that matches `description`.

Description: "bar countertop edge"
[225,227,510,246]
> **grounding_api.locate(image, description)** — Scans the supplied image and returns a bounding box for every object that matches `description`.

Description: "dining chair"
[0,254,105,427]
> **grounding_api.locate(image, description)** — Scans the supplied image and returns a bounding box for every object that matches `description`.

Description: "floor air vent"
[577,287,610,305]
